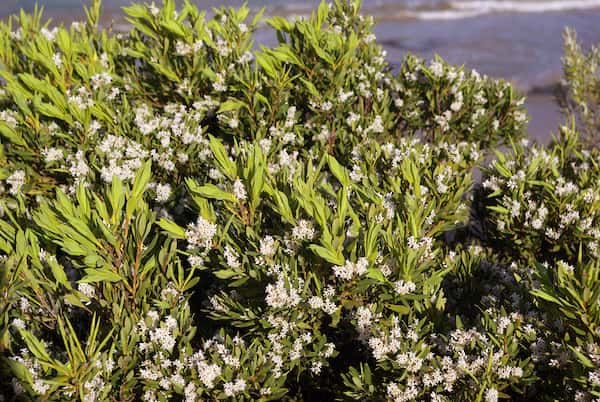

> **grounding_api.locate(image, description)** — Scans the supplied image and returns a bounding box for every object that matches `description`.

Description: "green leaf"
[5,358,33,384]
[327,155,350,187]
[487,205,510,214]
[109,176,125,223]
[267,16,293,32]
[20,330,53,363]
[64,293,86,308]
[300,78,320,99]
[208,135,237,180]
[190,183,236,202]
[81,268,124,283]
[160,20,186,37]
[316,1,329,27]
[309,244,345,265]
[271,190,295,224]
[569,345,595,368]
[330,306,341,327]
[47,258,71,289]
[365,268,386,283]
[213,269,240,279]
[157,218,186,239]
[38,102,72,123]
[255,51,277,79]
[218,100,246,114]
[531,289,562,305]
[122,4,150,19]
[0,123,26,146]
[131,161,152,200]
[150,61,180,82]
[386,304,411,315]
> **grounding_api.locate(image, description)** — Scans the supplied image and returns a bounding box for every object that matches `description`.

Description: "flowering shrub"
[2,0,599,401]
[394,54,527,149]
[479,127,600,400]
[559,28,600,146]
[480,128,600,265]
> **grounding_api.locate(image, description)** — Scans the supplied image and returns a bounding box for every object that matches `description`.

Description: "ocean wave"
[400,0,600,20]
[397,8,486,20]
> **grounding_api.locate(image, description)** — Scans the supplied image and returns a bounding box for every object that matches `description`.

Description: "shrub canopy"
[1,1,600,401]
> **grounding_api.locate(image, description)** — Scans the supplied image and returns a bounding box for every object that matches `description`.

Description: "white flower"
[349,165,364,182]
[197,362,221,389]
[52,52,62,68]
[557,260,575,274]
[213,72,227,92]
[292,220,316,241]
[40,27,58,41]
[338,90,353,103]
[492,119,500,131]
[450,91,463,112]
[485,387,498,402]
[215,37,231,57]
[588,369,600,385]
[265,277,301,308]
[0,110,18,127]
[11,318,25,330]
[223,378,246,397]
[150,326,176,351]
[347,112,360,126]
[394,280,416,295]
[6,170,25,195]
[90,72,112,90]
[355,306,373,331]
[149,3,160,15]
[78,283,96,299]
[333,258,369,280]
[435,111,452,132]
[187,255,204,269]
[233,179,247,200]
[224,245,241,269]
[308,296,324,309]
[155,183,172,203]
[321,101,333,111]
[514,111,527,123]
[260,236,277,257]
[186,216,217,249]
[369,115,384,133]
[32,379,50,395]
[175,41,193,56]
[430,61,444,77]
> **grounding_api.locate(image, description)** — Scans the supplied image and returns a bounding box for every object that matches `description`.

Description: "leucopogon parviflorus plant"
[1,0,599,401]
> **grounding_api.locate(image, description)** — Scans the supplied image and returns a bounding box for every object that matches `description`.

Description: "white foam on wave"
[401,0,600,20]
[454,0,600,13]
[399,9,486,20]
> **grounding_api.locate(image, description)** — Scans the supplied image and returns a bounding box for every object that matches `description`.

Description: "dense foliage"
[0,0,598,401]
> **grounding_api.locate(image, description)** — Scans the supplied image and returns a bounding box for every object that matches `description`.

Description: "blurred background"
[2,0,600,142]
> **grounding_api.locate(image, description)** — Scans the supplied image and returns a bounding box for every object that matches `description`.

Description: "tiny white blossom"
[186,216,217,249]
[78,283,96,299]
[292,220,316,241]
[394,280,416,295]
[155,183,172,203]
[11,318,25,330]
[6,170,26,195]
[233,179,247,201]
[485,387,498,402]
